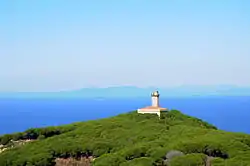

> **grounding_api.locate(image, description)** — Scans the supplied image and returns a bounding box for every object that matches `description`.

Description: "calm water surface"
[0,97,249,135]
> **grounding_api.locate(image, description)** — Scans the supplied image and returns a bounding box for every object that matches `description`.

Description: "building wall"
[151,96,159,107]
[137,109,161,117]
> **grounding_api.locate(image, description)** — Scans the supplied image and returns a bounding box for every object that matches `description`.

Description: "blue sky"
[0,0,250,92]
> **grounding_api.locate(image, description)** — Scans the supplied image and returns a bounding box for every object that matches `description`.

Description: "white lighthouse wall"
[137,109,161,117]
[151,96,159,107]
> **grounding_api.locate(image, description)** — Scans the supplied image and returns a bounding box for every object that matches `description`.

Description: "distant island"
[1,85,250,98]
[0,110,250,166]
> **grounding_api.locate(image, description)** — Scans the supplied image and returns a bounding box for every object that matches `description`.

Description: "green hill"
[0,110,250,166]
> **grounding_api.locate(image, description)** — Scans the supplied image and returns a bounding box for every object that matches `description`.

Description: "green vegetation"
[0,125,78,146]
[0,110,250,166]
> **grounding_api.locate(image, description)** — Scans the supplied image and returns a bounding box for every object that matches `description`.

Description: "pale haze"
[0,0,250,92]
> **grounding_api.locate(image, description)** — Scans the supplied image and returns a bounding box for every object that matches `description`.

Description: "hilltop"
[0,110,250,166]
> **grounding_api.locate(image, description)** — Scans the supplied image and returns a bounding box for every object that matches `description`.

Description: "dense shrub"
[0,110,249,166]
[0,124,79,145]
[169,153,206,166]
[120,157,154,166]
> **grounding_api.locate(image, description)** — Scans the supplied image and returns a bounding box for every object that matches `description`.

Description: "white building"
[137,91,168,117]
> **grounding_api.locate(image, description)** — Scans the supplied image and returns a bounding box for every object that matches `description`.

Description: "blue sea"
[0,97,250,135]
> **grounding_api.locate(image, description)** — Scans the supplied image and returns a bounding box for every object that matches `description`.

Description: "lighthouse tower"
[137,91,168,118]
[151,91,160,107]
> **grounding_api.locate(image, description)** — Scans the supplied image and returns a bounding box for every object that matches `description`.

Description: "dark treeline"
[0,123,79,145]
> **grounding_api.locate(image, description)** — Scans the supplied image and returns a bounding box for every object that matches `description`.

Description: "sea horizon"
[0,96,249,135]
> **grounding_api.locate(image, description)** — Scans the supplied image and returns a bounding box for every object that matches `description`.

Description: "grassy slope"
[0,110,250,166]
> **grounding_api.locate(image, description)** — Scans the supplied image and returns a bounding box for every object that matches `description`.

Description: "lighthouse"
[137,91,168,118]
[151,91,160,107]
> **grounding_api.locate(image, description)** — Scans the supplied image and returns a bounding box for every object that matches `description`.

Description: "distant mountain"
[0,85,250,98]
